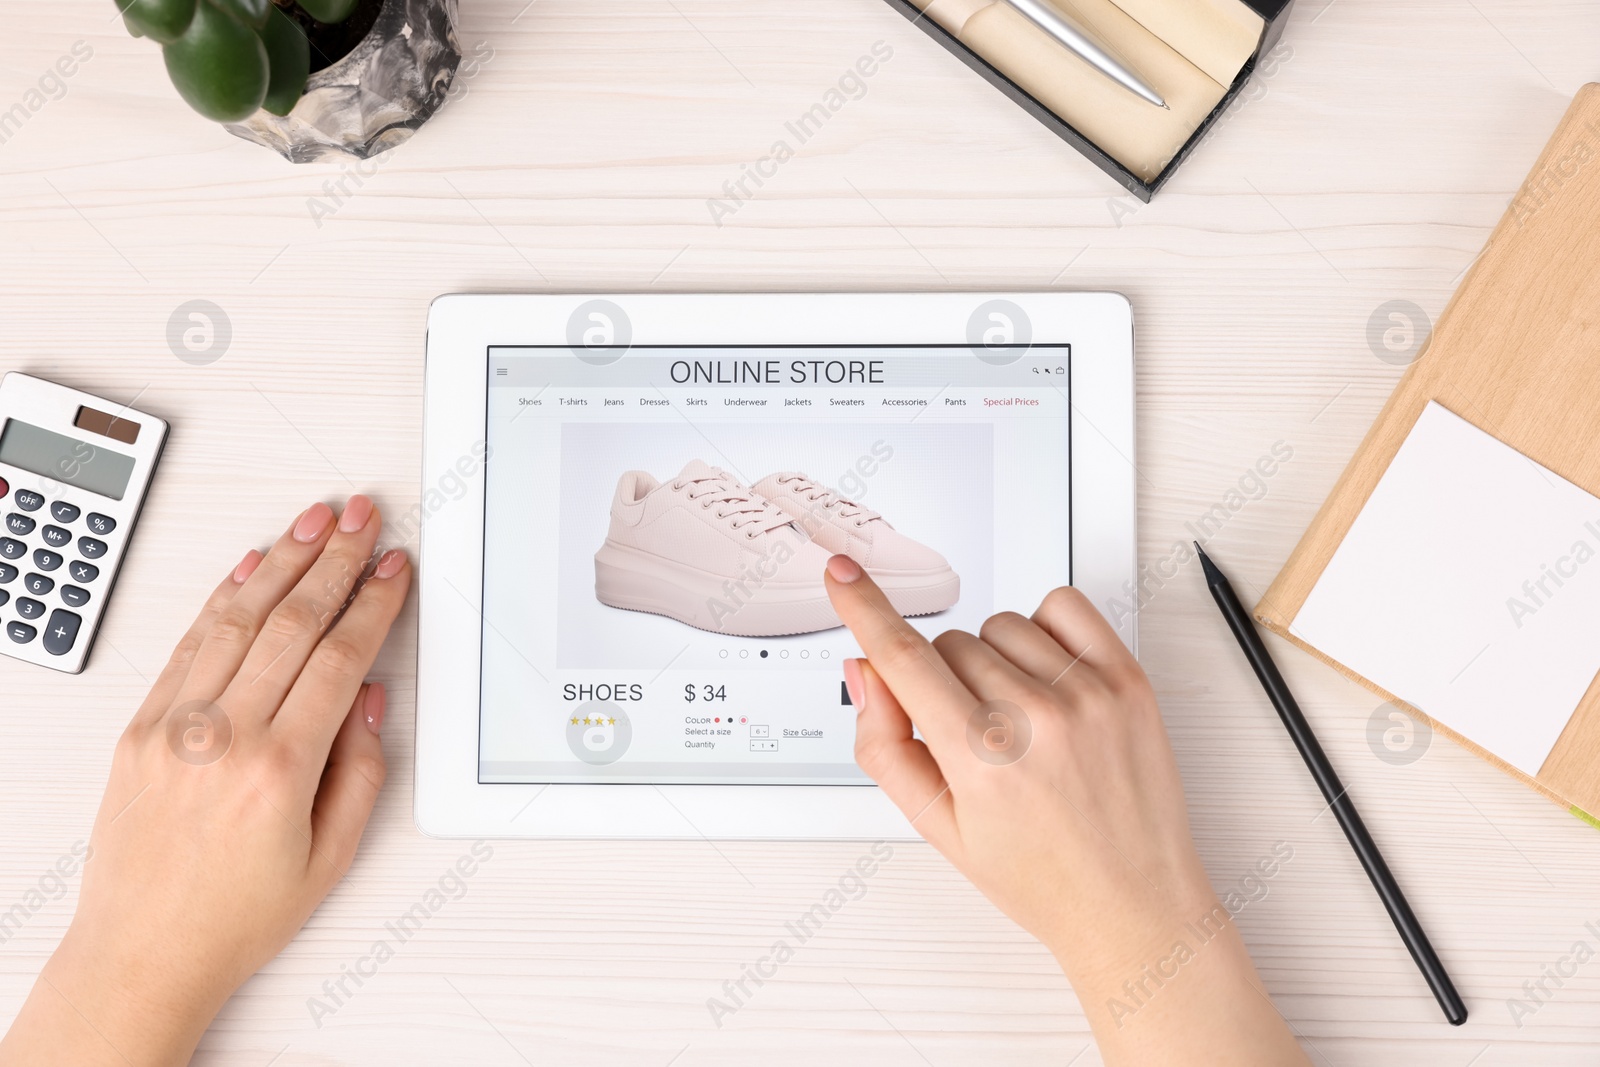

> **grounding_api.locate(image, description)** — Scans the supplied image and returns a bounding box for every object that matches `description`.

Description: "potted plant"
[114,0,462,162]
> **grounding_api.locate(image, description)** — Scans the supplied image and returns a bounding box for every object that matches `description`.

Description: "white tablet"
[417,293,1136,839]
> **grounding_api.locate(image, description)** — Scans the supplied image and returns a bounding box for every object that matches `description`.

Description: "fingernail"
[826,555,863,583]
[374,549,407,579]
[364,683,386,735]
[339,494,374,533]
[293,502,334,543]
[232,549,263,584]
[843,658,866,712]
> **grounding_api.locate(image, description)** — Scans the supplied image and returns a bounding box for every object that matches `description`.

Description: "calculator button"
[51,501,80,524]
[86,513,116,536]
[0,563,14,584]
[7,621,35,644]
[42,610,82,657]
[23,573,53,597]
[14,598,44,621]
[33,549,62,572]
[0,539,22,561]
[0,477,7,499]
[0,589,7,607]
[5,513,34,535]
[13,490,43,512]
[68,560,99,584]
[77,537,108,560]
[60,584,90,608]
[42,525,71,548]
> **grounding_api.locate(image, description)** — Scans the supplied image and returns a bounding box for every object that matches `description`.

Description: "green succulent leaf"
[116,0,198,45]
[162,0,269,123]
[296,0,358,24]
[259,6,311,117]
[209,0,271,31]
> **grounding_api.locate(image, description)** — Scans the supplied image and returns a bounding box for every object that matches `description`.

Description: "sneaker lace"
[774,474,882,527]
[674,468,795,536]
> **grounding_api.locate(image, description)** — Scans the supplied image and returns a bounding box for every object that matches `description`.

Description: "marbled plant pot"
[226,0,461,163]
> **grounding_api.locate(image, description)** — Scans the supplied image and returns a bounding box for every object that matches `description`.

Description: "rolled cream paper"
[923,0,994,33]
[1103,0,1263,87]
[911,0,1233,182]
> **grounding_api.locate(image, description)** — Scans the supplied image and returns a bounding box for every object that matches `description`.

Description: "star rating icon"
[572,715,619,727]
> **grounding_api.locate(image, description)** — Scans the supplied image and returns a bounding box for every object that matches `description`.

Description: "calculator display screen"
[474,346,1075,786]
[0,419,136,501]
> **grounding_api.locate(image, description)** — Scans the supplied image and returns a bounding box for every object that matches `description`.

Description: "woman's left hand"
[1,497,410,1067]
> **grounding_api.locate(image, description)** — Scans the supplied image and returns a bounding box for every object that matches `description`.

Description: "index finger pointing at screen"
[823,555,975,746]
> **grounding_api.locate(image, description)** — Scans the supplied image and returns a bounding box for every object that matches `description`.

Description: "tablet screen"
[477,346,1073,785]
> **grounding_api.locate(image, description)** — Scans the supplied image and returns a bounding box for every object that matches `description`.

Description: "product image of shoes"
[751,472,960,617]
[594,460,841,636]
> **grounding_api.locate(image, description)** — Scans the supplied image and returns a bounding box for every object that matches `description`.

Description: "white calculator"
[0,373,168,674]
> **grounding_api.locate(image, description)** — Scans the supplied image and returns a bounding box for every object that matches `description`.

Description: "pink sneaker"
[751,472,960,617]
[594,460,841,636]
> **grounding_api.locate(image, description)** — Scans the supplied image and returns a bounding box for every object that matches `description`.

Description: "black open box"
[883,0,1295,201]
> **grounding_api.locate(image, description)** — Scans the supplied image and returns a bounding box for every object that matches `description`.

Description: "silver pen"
[1000,0,1168,108]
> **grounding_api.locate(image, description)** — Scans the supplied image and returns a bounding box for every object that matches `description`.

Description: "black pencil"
[1195,542,1468,1026]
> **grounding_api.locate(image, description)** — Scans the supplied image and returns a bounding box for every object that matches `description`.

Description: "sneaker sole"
[874,570,961,617]
[595,542,842,636]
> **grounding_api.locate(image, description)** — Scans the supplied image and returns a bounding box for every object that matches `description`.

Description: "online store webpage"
[479,346,1073,785]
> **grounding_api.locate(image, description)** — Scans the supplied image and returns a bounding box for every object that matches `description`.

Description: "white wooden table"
[3,2,1599,1063]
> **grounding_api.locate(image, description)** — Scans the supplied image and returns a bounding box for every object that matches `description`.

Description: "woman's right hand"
[824,554,1308,1067]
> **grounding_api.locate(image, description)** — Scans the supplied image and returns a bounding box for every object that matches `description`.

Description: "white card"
[1291,401,1600,776]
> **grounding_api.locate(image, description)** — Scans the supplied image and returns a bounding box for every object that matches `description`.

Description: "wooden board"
[1257,83,1600,818]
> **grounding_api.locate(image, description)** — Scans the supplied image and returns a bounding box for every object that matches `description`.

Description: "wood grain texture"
[2,1,1600,1064]
[1256,84,1600,819]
